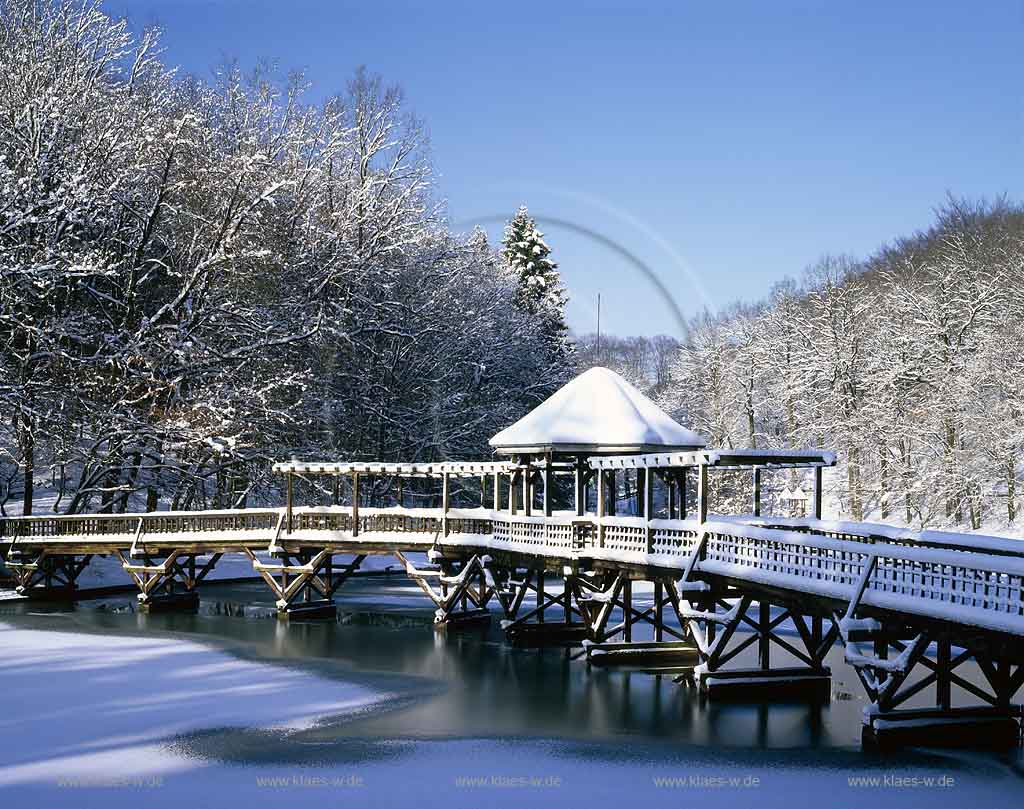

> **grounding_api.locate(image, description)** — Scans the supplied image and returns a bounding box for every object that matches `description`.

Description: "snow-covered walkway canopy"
[271,461,515,478]
[589,448,837,471]
[489,367,706,456]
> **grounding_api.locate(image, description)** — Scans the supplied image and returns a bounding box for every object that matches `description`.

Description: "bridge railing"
[699,520,1024,633]
[0,509,282,542]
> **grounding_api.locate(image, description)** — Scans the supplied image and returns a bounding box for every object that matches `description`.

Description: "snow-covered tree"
[501,206,569,352]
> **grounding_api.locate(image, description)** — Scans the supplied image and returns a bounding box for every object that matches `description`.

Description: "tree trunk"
[1008,458,1016,524]
[21,410,33,517]
[879,445,889,520]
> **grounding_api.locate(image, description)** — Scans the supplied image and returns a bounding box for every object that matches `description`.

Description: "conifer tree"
[501,206,569,351]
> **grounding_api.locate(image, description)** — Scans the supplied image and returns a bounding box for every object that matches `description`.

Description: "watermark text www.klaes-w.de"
[455,775,561,788]
[847,774,956,788]
[653,774,761,789]
[56,775,164,789]
[255,774,365,788]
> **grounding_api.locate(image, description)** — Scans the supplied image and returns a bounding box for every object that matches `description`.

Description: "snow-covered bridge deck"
[3,506,1021,639]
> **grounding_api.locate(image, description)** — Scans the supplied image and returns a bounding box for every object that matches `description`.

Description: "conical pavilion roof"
[489,367,706,455]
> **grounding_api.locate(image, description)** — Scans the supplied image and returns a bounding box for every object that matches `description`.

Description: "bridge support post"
[115,550,220,613]
[836,614,1024,749]
[681,590,833,700]
[397,551,496,630]
[501,565,593,647]
[579,572,699,670]
[6,551,93,600]
[246,549,365,620]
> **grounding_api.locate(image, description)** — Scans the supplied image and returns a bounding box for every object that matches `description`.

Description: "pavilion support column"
[351,472,360,538]
[543,455,553,517]
[697,464,708,525]
[753,468,762,517]
[606,470,617,516]
[679,468,688,520]
[643,466,654,553]
[524,469,533,517]
[812,466,823,520]
[442,472,450,537]
[286,472,294,534]
[493,473,501,512]
[667,472,677,519]
[509,470,518,515]
[596,468,606,548]
[574,457,585,517]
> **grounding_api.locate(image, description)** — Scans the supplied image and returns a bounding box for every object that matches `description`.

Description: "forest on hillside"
[0,0,570,515]
[583,199,1024,531]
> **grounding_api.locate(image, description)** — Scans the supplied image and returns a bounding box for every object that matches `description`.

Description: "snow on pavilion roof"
[489,366,706,455]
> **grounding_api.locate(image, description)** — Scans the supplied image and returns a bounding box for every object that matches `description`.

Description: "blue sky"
[109,1,1023,337]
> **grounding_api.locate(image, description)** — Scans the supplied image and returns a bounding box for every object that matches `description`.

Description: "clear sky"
[109,0,1023,338]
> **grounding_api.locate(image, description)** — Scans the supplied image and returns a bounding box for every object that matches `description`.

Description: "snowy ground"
[0,622,393,789]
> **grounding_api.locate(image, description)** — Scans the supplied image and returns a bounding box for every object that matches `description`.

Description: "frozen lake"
[0,576,1021,807]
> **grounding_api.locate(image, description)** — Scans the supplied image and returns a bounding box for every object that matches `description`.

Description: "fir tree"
[502,206,566,314]
[501,206,570,356]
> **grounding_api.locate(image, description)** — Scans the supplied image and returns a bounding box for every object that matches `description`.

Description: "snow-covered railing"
[723,514,1024,558]
[697,521,1024,635]
[490,514,578,553]
[0,508,282,543]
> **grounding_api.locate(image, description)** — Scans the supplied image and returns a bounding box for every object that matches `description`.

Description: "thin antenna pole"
[596,293,601,363]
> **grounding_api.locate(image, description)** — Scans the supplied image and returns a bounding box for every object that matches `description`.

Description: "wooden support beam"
[574,458,585,517]
[607,469,617,516]
[622,578,632,642]
[654,580,664,642]
[644,466,654,553]
[759,600,771,669]
[753,468,762,517]
[523,468,532,517]
[543,455,553,517]
[286,472,294,534]
[596,467,606,548]
[442,472,450,537]
[679,468,688,519]
[537,567,545,623]
[493,473,501,512]
[697,464,708,524]
[351,472,360,538]
[813,466,823,519]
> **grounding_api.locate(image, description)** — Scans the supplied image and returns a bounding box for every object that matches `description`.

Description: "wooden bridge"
[2,369,1023,750]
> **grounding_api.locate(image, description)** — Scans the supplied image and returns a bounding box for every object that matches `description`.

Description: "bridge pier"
[837,611,1024,749]
[681,588,834,701]
[500,565,593,647]
[115,550,219,613]
[246,549,365,620]
[6,551,93,600]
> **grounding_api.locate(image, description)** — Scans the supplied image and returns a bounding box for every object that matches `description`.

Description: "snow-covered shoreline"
[0,622,393,788]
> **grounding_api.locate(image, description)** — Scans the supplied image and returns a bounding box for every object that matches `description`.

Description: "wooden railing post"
[813,466,823,519]
[351,472,360,538]
[442,472,450,537]
[697,464,708,525]
[753,467,762,517]
[644,465,654,553]
[543,455,552,517]
[286,472,293,535]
